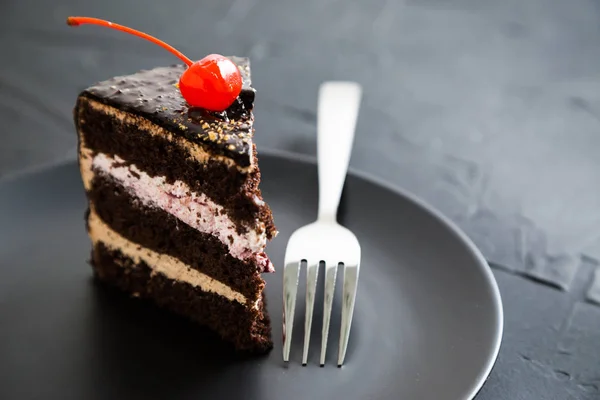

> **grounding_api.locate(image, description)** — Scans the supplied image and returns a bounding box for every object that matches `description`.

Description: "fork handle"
[317,81,362,223]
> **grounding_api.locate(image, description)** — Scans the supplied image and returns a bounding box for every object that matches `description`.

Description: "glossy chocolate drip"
[80,57,256,167]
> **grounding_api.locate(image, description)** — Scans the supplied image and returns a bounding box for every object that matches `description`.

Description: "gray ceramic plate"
[0,150,503,400]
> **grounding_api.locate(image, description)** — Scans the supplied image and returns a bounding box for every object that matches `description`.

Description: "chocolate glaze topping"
[80,57,256,167]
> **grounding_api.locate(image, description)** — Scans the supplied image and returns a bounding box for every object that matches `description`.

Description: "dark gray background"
[1,0,599,398]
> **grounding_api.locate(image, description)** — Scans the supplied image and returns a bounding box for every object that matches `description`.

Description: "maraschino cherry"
[67,17,242,112]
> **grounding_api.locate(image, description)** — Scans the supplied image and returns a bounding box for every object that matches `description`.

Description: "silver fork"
[283,81,362,367]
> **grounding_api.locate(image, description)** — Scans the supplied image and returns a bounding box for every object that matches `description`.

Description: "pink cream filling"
[92,153,274,273]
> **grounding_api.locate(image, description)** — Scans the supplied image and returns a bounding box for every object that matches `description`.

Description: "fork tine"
[283,260,301,362]
[320,262,339,366]
[302,261,319,365]
[337,263,360,366]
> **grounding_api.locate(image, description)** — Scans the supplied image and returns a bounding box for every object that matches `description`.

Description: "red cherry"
[179,55,242,111]
[66,17,242,111]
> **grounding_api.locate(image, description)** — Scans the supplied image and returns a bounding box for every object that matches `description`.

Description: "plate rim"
[0,148,503,400]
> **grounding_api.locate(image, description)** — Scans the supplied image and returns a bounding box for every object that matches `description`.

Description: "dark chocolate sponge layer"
[80,57,255,167]
[76,97,276,238]
[92,243,273,353]
[87,173,267,301]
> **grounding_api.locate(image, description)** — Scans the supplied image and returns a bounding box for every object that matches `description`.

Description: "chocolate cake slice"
[74,57,277,353]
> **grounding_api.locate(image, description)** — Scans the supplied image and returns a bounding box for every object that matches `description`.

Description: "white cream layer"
[92,153,269,266]
[88,210,249,305]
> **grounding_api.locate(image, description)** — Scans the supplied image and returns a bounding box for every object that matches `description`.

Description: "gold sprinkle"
[201,122,210,130]
[223,134,230,141]
[173,82,180,88]
[208,131,217,141]
[178,123,186,130]
[228,144,236,150]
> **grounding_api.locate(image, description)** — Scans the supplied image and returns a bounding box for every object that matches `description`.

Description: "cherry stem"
[66,17,193,67]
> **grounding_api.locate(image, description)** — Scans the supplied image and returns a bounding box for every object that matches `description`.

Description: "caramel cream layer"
[88,210,248,305]
[79,97,254,173]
